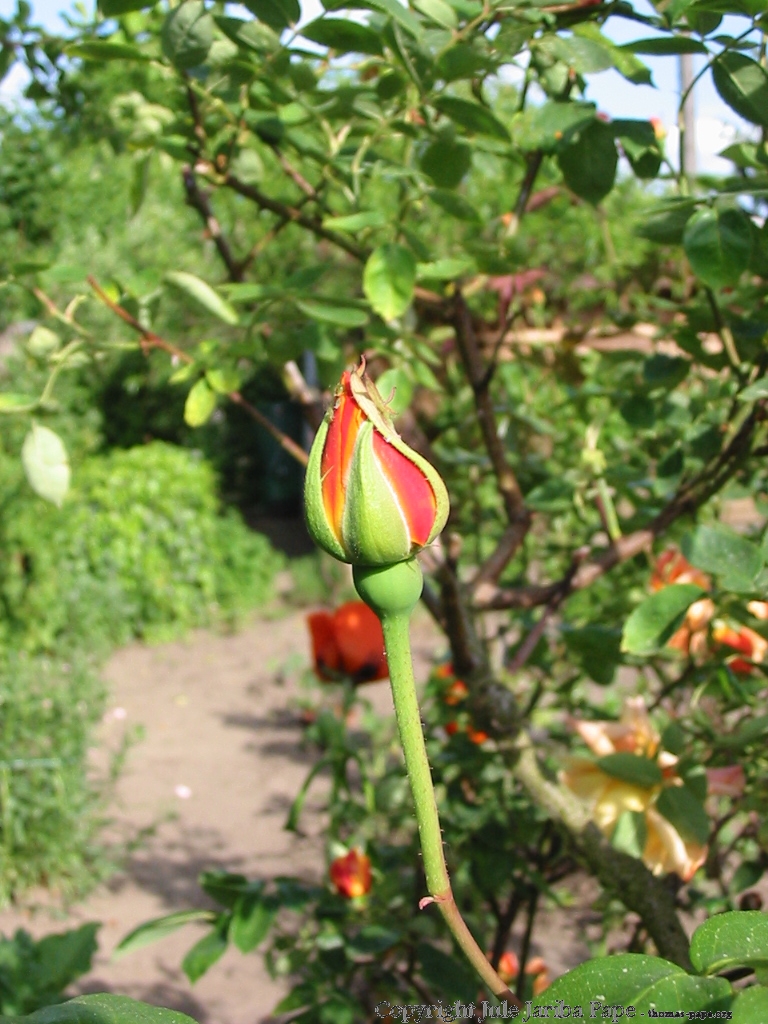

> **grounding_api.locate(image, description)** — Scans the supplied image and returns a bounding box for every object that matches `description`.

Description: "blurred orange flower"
[712,620,768,674]
[649,549,714,658]
[561,698,707,881]
[307,602,388,684]
[330,848,372,898]
[466,725,490,745]
[489,950,549,994]
[444,679,469,705]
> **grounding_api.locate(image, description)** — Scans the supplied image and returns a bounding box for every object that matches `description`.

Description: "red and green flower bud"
[304,363,449,567]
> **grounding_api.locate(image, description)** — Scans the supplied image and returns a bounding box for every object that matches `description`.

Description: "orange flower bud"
[330,848,372,898]
[497,950,519,983]
[304,363,449,567]
[467,725,489,745]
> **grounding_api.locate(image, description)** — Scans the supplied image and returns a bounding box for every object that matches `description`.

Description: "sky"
[0,0,759,174]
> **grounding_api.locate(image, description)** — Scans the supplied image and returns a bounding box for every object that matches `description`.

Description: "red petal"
[333,601,388,682]
[321,373,364,541]
[371,431,436,546]
[307,612,341,681]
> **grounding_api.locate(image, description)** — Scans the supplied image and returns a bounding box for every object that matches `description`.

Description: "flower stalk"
[354,560,521,1008]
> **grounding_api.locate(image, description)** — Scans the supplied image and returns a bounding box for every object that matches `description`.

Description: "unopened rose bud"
[305,363,449,566]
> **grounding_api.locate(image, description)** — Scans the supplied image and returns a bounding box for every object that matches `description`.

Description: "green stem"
[354,560,521,1007]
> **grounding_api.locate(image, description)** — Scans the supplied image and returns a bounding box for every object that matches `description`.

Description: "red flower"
[330,848,372,898]
[307,601,388,684]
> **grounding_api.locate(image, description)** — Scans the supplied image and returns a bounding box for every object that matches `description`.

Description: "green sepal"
[303,415,347,562]
[353,559,424,618]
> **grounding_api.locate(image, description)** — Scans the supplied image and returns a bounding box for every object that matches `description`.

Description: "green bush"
[0,441,283,652]
[0,651,106,903]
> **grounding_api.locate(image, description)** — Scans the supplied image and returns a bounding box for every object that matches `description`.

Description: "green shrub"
[0,651,106,903]
[0,440,284,652]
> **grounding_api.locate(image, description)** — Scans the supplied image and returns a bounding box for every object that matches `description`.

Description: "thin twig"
[219,170,370,262]
[182,166,244,282]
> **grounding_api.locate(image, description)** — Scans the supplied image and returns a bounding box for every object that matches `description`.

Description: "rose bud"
[304,363,449,567]
[330,847,372,898]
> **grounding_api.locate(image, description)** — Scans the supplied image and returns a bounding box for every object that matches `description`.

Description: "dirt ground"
[0,601,591,1023]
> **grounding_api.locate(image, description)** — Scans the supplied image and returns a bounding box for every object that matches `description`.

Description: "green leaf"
[295,299,369,327]
[690,911,768,976]
[613,119,662,179]
[375,367,414,415]
[0,392,36,411]
[206,368,241,394]
[433,96,509,140]
[161,1,214,69]
[532,954,731,1018]
[557,120,618,205]
[636,200,697,244]
[364,0,423,37]
[115,910,217,958]
[181,921,229,984]
[184,379,217,427]
[427,189,479,221]
[623,36,708,55]
[21,424,70,508]
[416,257,474,280]
[66,40,148,60]
[241,0,300,31]
[596,753,663,788]
[656,784,710,845]
[514,100,595,153]
[683,207,753,289]
[715,715,768,751]
[621,584,706,655]
[712,52,768,129]
[682,524,762,592]
[412,0,457,28]
[0,993,200,1023]
[164,271,239,325]
[199,871,256,908]
[300,18,383,55]
[611,809,647,858]
[99,0,157,15]
[732,986,768,1022]
[322,211,387,232]
[739,377,768,401]
[420,138,472,188]
[230,894,276,953]
[34,923,99,993]
[363,244,416,320]
[214,16,280,52]
[562,625,622,684]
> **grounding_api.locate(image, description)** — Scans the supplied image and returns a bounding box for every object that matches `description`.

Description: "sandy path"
[0,608,446,1023]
